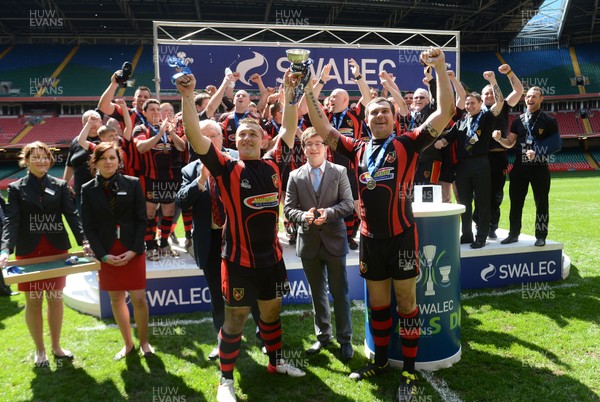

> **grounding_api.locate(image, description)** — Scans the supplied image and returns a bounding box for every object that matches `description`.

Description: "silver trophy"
[286,49,313,105]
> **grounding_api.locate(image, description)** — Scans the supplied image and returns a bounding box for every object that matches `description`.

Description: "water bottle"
[225,67,235,88]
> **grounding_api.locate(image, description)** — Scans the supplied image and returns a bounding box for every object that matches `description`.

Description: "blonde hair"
[18,141,55,168]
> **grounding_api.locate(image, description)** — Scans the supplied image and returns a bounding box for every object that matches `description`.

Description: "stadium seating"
[0,45,73,97]
[15,116,80,145]
[0,117,26,143]
[554,111,583,137]
[587,110,600,133]
[57,45,145,97]
[574,43,600,94]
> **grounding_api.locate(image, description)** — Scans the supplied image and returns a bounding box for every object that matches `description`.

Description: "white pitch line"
[75,305,368,332]
[420,370,464,402]
[461,282,579,300]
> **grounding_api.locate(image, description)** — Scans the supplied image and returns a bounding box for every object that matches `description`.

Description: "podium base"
[363,340,462,371]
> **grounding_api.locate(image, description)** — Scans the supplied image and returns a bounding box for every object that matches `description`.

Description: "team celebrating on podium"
[0,45,560,402]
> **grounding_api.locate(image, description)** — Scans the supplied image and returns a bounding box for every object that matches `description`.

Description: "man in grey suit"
[284,127,355,360]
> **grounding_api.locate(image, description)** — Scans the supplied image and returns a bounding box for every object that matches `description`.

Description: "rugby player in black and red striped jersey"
[306,47,455,401]
[133,99,187,260]
[177,70,305,402]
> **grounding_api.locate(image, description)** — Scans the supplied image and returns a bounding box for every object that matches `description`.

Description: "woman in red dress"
[80,142,153,360]
[0,141,90,366]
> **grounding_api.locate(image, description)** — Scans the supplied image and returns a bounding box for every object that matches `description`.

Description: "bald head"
[330,89,349,113]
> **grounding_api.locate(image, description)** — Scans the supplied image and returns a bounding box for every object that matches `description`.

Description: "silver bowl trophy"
[286,49,313,105]
[167,56,193,85]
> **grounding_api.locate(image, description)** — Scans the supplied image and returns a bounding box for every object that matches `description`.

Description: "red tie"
[209,175,224,227]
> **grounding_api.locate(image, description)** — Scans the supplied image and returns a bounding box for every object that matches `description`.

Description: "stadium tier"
[587,110,600,133]
[554,111,584,137]
[0,45,154,98]
[573,43,600,94]
[499,48,576,96]
[13,116,81,145]
[0,117,26,143]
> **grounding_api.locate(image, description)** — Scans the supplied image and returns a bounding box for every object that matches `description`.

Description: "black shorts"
[221,259,289,306]
[359,226,419,281]
[144,177,179,204]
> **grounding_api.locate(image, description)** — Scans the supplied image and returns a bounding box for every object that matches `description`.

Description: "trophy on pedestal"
[286,49,313,105]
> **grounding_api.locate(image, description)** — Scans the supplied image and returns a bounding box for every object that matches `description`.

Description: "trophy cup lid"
[286,49,311,63]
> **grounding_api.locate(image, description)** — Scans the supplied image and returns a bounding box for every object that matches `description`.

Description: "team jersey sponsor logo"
[152,143,172,152]
[360,261,368,274]
[339,128,353,137]
[243,192,279,209]
[358,167,394,184]
[233,288,245,301]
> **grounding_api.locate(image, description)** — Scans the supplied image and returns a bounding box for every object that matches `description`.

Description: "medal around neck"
[286,49,313,105]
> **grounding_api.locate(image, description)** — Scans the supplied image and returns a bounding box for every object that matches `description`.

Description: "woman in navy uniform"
[0,141,89,366]
[81,142,152,360]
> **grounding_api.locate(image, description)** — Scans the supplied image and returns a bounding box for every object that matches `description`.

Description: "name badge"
[44,188,55,196]
[117,192,127,196]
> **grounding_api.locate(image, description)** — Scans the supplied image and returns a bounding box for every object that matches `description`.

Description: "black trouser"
[508,163,551,240]
[455,155,491,240]
[474,151,508,231]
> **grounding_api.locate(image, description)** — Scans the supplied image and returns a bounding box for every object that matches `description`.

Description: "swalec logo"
[480,263,497,282]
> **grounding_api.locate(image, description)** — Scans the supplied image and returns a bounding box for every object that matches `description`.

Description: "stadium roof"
[2,0,597,51]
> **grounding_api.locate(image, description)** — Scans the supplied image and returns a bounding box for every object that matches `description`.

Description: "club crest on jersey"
[346,119,353,127]
[358,167,394,185]
[241,179,251,189]
[233,288,244,301]
[360,261,368,274]
[271,174,279,188]
[243,192,279,209]
[386,151,396,164]
[538,128,544,135]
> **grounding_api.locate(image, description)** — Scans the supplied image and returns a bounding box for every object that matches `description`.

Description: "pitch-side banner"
[157,44,458,92]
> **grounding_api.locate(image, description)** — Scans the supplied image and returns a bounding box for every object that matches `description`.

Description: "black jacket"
[80,174,146,258]
[1,173,84,255]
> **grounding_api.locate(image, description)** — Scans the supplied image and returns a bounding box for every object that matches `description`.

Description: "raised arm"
[279,70,301,149]
[76,115,100,151]
[349,58,371,107]
[448,70,466,110]
[97,71,120,116]
[379,70,408,117]
[298,64,332,116]
[176,74,212,155]
[483,71,505,117]
[498,64,524,108]
[205,72,240,119]
[114,99,132,141]
[304,77,341,151]
[419,47,455,137]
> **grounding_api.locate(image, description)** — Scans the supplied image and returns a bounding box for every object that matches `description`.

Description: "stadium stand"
[508,148,595,172]
[574,43,600,94]
[14,116,80,145]
[0,165,64,190]
[500,48,576,96]
[587,110,600,133]
[55,45,141,97]
[554,111,584,137]
[0,45,73,97]
[0,117,25,143]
